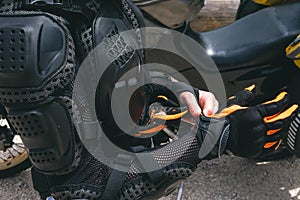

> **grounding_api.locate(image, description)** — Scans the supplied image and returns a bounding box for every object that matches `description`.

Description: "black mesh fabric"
[49,149,111,200]
[123,132,201,182]
[0,0,14,13]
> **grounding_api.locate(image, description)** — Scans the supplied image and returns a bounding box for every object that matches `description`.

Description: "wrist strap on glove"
[286,111,300,157]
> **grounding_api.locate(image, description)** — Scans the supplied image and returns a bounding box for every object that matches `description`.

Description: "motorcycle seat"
[190,1,300,69]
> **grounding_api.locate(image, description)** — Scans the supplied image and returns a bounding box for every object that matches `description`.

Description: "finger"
[265,120,286,132]
[212,105,247,119]
[180,92,202,117]
[266,130,284,143]
[199,91,219,117]
[264,104,298,123]
[227,84,256,106]
[257,92,289,117]
[265,107,298,138]
[264,107,297,136]
[264,140,282,150]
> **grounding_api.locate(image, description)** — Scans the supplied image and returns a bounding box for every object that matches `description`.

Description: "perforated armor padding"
[0,11,75,104]
[0,7,79,174]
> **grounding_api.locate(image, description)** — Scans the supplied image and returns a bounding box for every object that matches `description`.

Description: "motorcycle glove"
[144,85,299,159]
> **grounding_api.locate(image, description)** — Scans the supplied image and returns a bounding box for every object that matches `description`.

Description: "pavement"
[1,155,300,200]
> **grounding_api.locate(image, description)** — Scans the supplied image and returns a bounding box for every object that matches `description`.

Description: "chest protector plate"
[0,0,145,175]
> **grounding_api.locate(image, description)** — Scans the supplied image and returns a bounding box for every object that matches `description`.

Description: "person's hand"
[180,90,219,117]
[211,90,298,158]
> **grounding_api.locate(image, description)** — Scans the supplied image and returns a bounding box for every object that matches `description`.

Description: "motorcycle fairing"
[286,34,300,68]
[195,1,300,69]
[253,0,295,6]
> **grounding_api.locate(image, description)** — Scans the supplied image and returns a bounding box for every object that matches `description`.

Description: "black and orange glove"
[225,92,297,158]
[135,83,298,159]
[202,87,298,158]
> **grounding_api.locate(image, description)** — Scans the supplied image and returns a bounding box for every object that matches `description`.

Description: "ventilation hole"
[19,30,25,35]
[10,39,15,43]
[20,56,24,61]
[20,47,24,52]
[10,66,16,70]
[19,38,24,43]
[46,87,52,92]
[20,65,25,70]
[10,30,15,34]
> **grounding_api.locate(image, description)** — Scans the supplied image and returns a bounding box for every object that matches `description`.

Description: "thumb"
[199,91,219,117]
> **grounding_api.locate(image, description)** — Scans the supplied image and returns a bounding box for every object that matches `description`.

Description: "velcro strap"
[102,154,134,200]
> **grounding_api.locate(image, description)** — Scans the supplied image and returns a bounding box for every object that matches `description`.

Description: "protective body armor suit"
[0,0,298,199]
[0,0,204,199]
